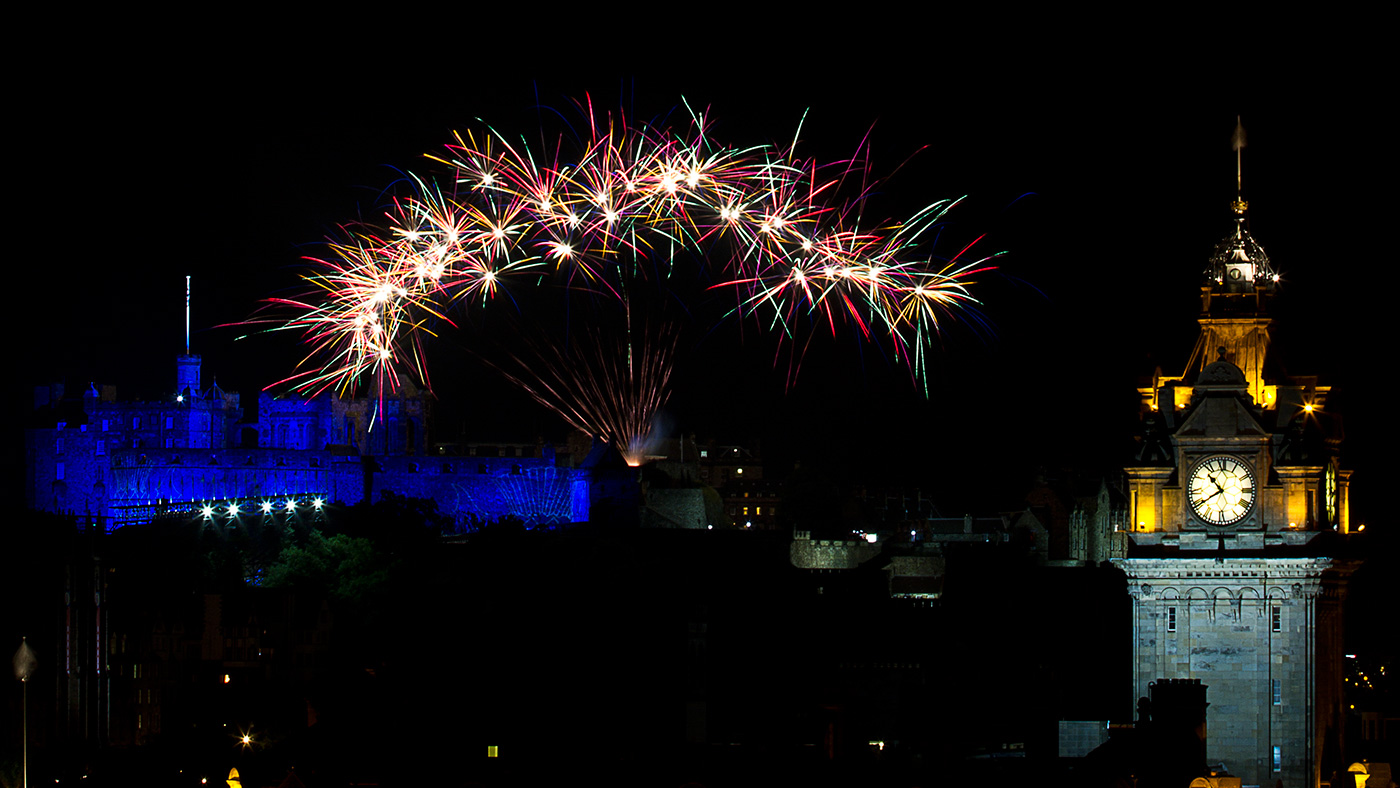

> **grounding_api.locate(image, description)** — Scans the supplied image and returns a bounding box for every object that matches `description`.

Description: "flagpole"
[20,671,25,788]
[14,636,36,788]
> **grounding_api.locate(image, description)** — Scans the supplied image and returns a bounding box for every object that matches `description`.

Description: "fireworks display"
[272,97,999,451]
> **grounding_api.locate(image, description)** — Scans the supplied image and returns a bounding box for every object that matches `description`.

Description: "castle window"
[102,420,110,432]
[164,417,173,430]
[1272,746,1281,771]
[164,438,173,449]
[1272,678,1282,705]
[1272,606,1281,632]
[56,436,64,453]
[56,462,65,481]
[96,440,105,456]
[132,417,140,429]
[1167,607,1177,632]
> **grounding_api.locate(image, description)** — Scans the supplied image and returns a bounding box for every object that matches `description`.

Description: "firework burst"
[271,96,999,402]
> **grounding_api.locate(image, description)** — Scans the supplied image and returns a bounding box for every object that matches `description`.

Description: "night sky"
[12,41,1387,524]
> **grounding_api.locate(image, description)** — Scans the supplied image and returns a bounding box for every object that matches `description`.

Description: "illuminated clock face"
[1187,454,1256,526]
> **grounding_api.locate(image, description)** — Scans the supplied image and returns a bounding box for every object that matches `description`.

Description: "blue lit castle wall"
[27,356,589,529]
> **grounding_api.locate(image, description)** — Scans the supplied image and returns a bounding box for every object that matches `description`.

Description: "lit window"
[133,417,140,429]
[164,417,173,429]
[1272,606,1282,633]
[1167,606,1177,632]
[1273,745,1281,771]
[1272,679,1282,705]
[56,461,65,481]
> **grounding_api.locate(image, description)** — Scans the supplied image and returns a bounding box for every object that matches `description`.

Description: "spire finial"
[185,275,191,356]
[1231,117,1248,214]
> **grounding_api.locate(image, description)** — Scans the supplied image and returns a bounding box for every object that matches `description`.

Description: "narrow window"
[132,416,140,430]
[56,461,65,481]
[1167,606,1177,632]
[1272,678,1282,705]
[1273,746,1281,771]
[1272,606,1282,633]
[164,416,173,429]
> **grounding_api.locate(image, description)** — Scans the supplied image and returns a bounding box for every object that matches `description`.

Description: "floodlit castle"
[25,349,592,530]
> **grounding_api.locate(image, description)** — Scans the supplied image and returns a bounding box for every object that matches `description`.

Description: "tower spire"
[1232,115,1246,203]
[185,275,191,356]
[1184,117,1277,409]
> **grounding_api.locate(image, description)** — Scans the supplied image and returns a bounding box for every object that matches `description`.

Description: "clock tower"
[1112,121,1357,788]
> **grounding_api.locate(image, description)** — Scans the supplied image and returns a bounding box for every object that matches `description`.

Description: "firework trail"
[271,97,999,419]
[491,320,680,467]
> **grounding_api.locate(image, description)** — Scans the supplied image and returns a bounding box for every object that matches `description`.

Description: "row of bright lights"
[201,498,324,519]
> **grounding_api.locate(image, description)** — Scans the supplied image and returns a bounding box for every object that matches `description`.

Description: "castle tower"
[176,353,201,399]
[1113,121,1357,788]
